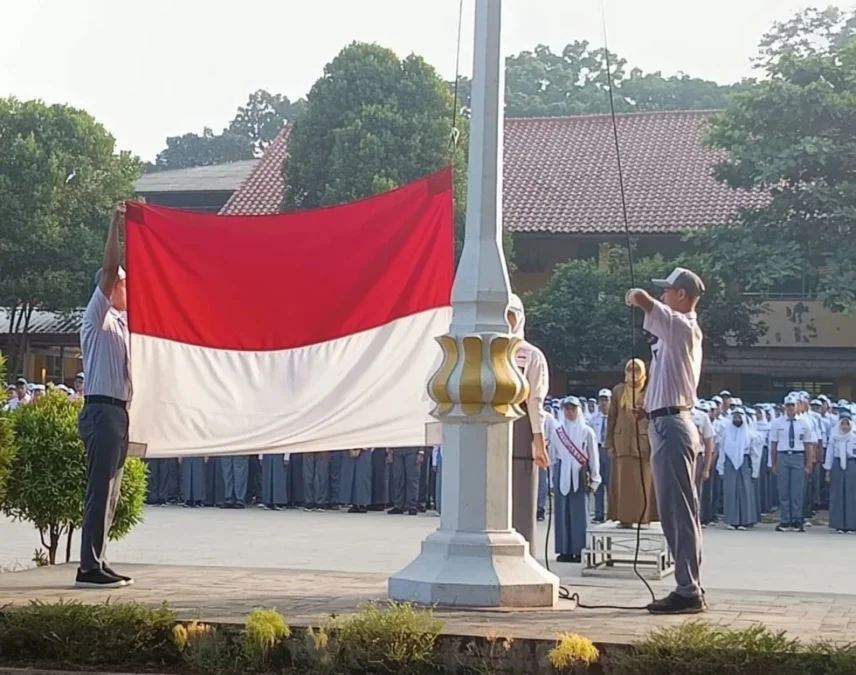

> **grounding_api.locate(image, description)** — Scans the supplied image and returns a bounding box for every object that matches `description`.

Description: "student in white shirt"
[716,407,761,530]
[769,395,818,532]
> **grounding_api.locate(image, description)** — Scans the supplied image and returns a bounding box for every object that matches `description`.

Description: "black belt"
[780,450,804,455]
[84,395,127,410]
[647,406,689,420]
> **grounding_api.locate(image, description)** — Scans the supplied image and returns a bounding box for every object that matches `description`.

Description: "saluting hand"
[111,201,127,224]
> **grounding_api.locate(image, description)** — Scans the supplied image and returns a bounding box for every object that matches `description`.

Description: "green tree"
[282,42,467,227]
[457,41,749,118]
[1,392,147,565]
[525,247,767,374]
[154,127,254,171]
[0,98,140,378]
[227,89,307,156]
[698,5,856,311]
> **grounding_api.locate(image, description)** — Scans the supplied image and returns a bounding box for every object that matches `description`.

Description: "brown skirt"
[607,454,659,525]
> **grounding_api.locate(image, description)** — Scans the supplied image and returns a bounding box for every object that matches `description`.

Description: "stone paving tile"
[1,564,854,645]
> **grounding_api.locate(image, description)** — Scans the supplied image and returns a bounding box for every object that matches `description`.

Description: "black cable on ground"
[540,4,656,612]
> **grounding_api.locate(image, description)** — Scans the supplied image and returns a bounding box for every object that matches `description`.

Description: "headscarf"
[830,414,856,470]
[551,398,600,495]
[508,294,526,338]
[620,358,647,411]
[719,409,753,472]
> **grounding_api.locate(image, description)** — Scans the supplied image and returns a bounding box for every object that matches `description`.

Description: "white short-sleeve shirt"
[769,415,817,452]
[642,300,703,412]
[80,287,132,402]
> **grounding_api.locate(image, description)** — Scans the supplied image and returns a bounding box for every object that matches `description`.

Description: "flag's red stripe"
[126,167,454,351]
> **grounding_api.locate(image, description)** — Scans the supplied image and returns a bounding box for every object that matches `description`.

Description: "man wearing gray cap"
[626,266,706,615]
[75,202,134,589]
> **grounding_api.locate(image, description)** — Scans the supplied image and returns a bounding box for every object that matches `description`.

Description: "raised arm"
[99,202,126,297]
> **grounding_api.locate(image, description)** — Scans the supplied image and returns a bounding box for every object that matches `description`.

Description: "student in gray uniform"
[369,448,389,511]
[288,453,304,507]
[824,411,856,533]
[204,457,222,506]
[432,446,442,515]
[388,447,423,515]
[417,447,432,512]
[339,449,372,513]
[158,458,181,505]
[328,450,344,510]
[626,267,706,615]
[303,451,330,512]
[546,396,600,563]
[247,455,263,506]
[144,459,161,504]
[260,453,289,510]
[716,408,760,530]
[770,394,817,532]
[76,201,134,589]
[180,457,206,507]
[220,455,249,508]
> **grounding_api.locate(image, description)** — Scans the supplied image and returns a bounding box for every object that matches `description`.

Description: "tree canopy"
[0,98,140,376]
[457,41,751,118]
[695,5,856,311]
[282,42,466,210]
[150,89,307,171]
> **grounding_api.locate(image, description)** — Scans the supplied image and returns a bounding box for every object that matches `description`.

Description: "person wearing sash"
[260,452,289,510]
[824,410,856,533]
[339,448,372,513]
[546,396,600,563]
[588,389,611,523]
[508,294,550,558]
[179,456,206,507]
[605,359,658,527]
[716,407,760,530]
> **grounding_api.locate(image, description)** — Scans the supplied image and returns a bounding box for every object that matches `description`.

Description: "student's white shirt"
[824,432,856,470]
[691,408,714,455]
[587,410,609,446]
[769,415,818,452]
[642,300,703,412]
[5,394,31,411]
[545,415,601,495]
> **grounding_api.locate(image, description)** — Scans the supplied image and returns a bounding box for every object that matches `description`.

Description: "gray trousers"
[777,451,805,526]
[303,452,330,506]
[78,403,128,573]
[392,448,420,511]
[649,411,702,599]
[220,456,249,504]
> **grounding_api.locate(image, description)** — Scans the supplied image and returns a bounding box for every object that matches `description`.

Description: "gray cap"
[93,266,126,288]
[652,267,705,298]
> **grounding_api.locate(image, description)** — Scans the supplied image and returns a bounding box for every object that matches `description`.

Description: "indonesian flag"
[125,168,454,458]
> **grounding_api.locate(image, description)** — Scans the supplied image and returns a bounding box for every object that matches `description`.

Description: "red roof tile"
[219,126,291,215]
[504,110,766,234]
[220,111,765,232]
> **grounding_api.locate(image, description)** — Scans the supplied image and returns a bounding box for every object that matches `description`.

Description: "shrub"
[0,600,180,668]
[0,392,147,564]
[607,621,856,675]
[0,355,13,503]
[244,607,291,669]
[549,633,600,672]
[325,602,444,674]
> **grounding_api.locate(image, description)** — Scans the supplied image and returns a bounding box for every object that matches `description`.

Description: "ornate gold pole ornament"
[428,329,528,421]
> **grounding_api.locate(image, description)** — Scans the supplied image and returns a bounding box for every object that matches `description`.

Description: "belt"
[84,395,127,410]
[647,406,689,420]
[780,450,804,455]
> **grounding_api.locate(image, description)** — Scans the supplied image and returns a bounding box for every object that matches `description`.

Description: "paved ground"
[2,506,854,596]
[2,563,855,646]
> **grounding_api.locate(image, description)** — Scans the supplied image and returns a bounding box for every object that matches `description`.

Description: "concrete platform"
[1,564,854,646]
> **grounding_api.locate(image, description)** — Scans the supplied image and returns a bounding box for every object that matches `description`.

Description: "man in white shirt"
[769,395,818,532]
[626,266,706,615]
[588,388,612,523]
[5,378,31,411]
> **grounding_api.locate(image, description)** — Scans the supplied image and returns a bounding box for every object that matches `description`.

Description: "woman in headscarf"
[546,396,600,563]
[716,407,761,530]
[339,449,372,513]
[605,358,658,526]
[824,410,856,533]
[261,452,289,510]
[179,456,206,507]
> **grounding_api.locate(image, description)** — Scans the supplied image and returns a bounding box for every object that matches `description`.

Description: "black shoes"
[556,554,581,563]
[387,508,404,515]
[536,509,545,522]
[348,505,368,513]
[408,508,419,516]
[74,568,127,589]
[103,565,134,585]
[647,592,707,615]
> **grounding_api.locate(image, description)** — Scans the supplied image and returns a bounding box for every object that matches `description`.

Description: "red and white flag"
[125,168,453,458]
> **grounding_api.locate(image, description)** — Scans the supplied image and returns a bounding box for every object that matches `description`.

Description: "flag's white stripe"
[129,308,452,458]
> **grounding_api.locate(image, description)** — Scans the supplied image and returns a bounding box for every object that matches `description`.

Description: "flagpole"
[388,0,558,608]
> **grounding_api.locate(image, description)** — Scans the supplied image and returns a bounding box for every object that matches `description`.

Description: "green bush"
[0,600,180,668]
[0,392,147,564]
[607,621,856,675]
[0,356,13,505]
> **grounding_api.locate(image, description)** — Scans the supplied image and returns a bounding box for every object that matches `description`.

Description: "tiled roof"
[136,160,257,193]
[504,110,766,234]
[218,111,765,232]
[219,126,291,215]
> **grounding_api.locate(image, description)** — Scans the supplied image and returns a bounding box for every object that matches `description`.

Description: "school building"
[5,112,854,400]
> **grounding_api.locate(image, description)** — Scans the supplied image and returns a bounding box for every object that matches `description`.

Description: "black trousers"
[78,402,128,572]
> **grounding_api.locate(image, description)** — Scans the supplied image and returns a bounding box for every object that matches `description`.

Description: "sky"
[2,0,819,161]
